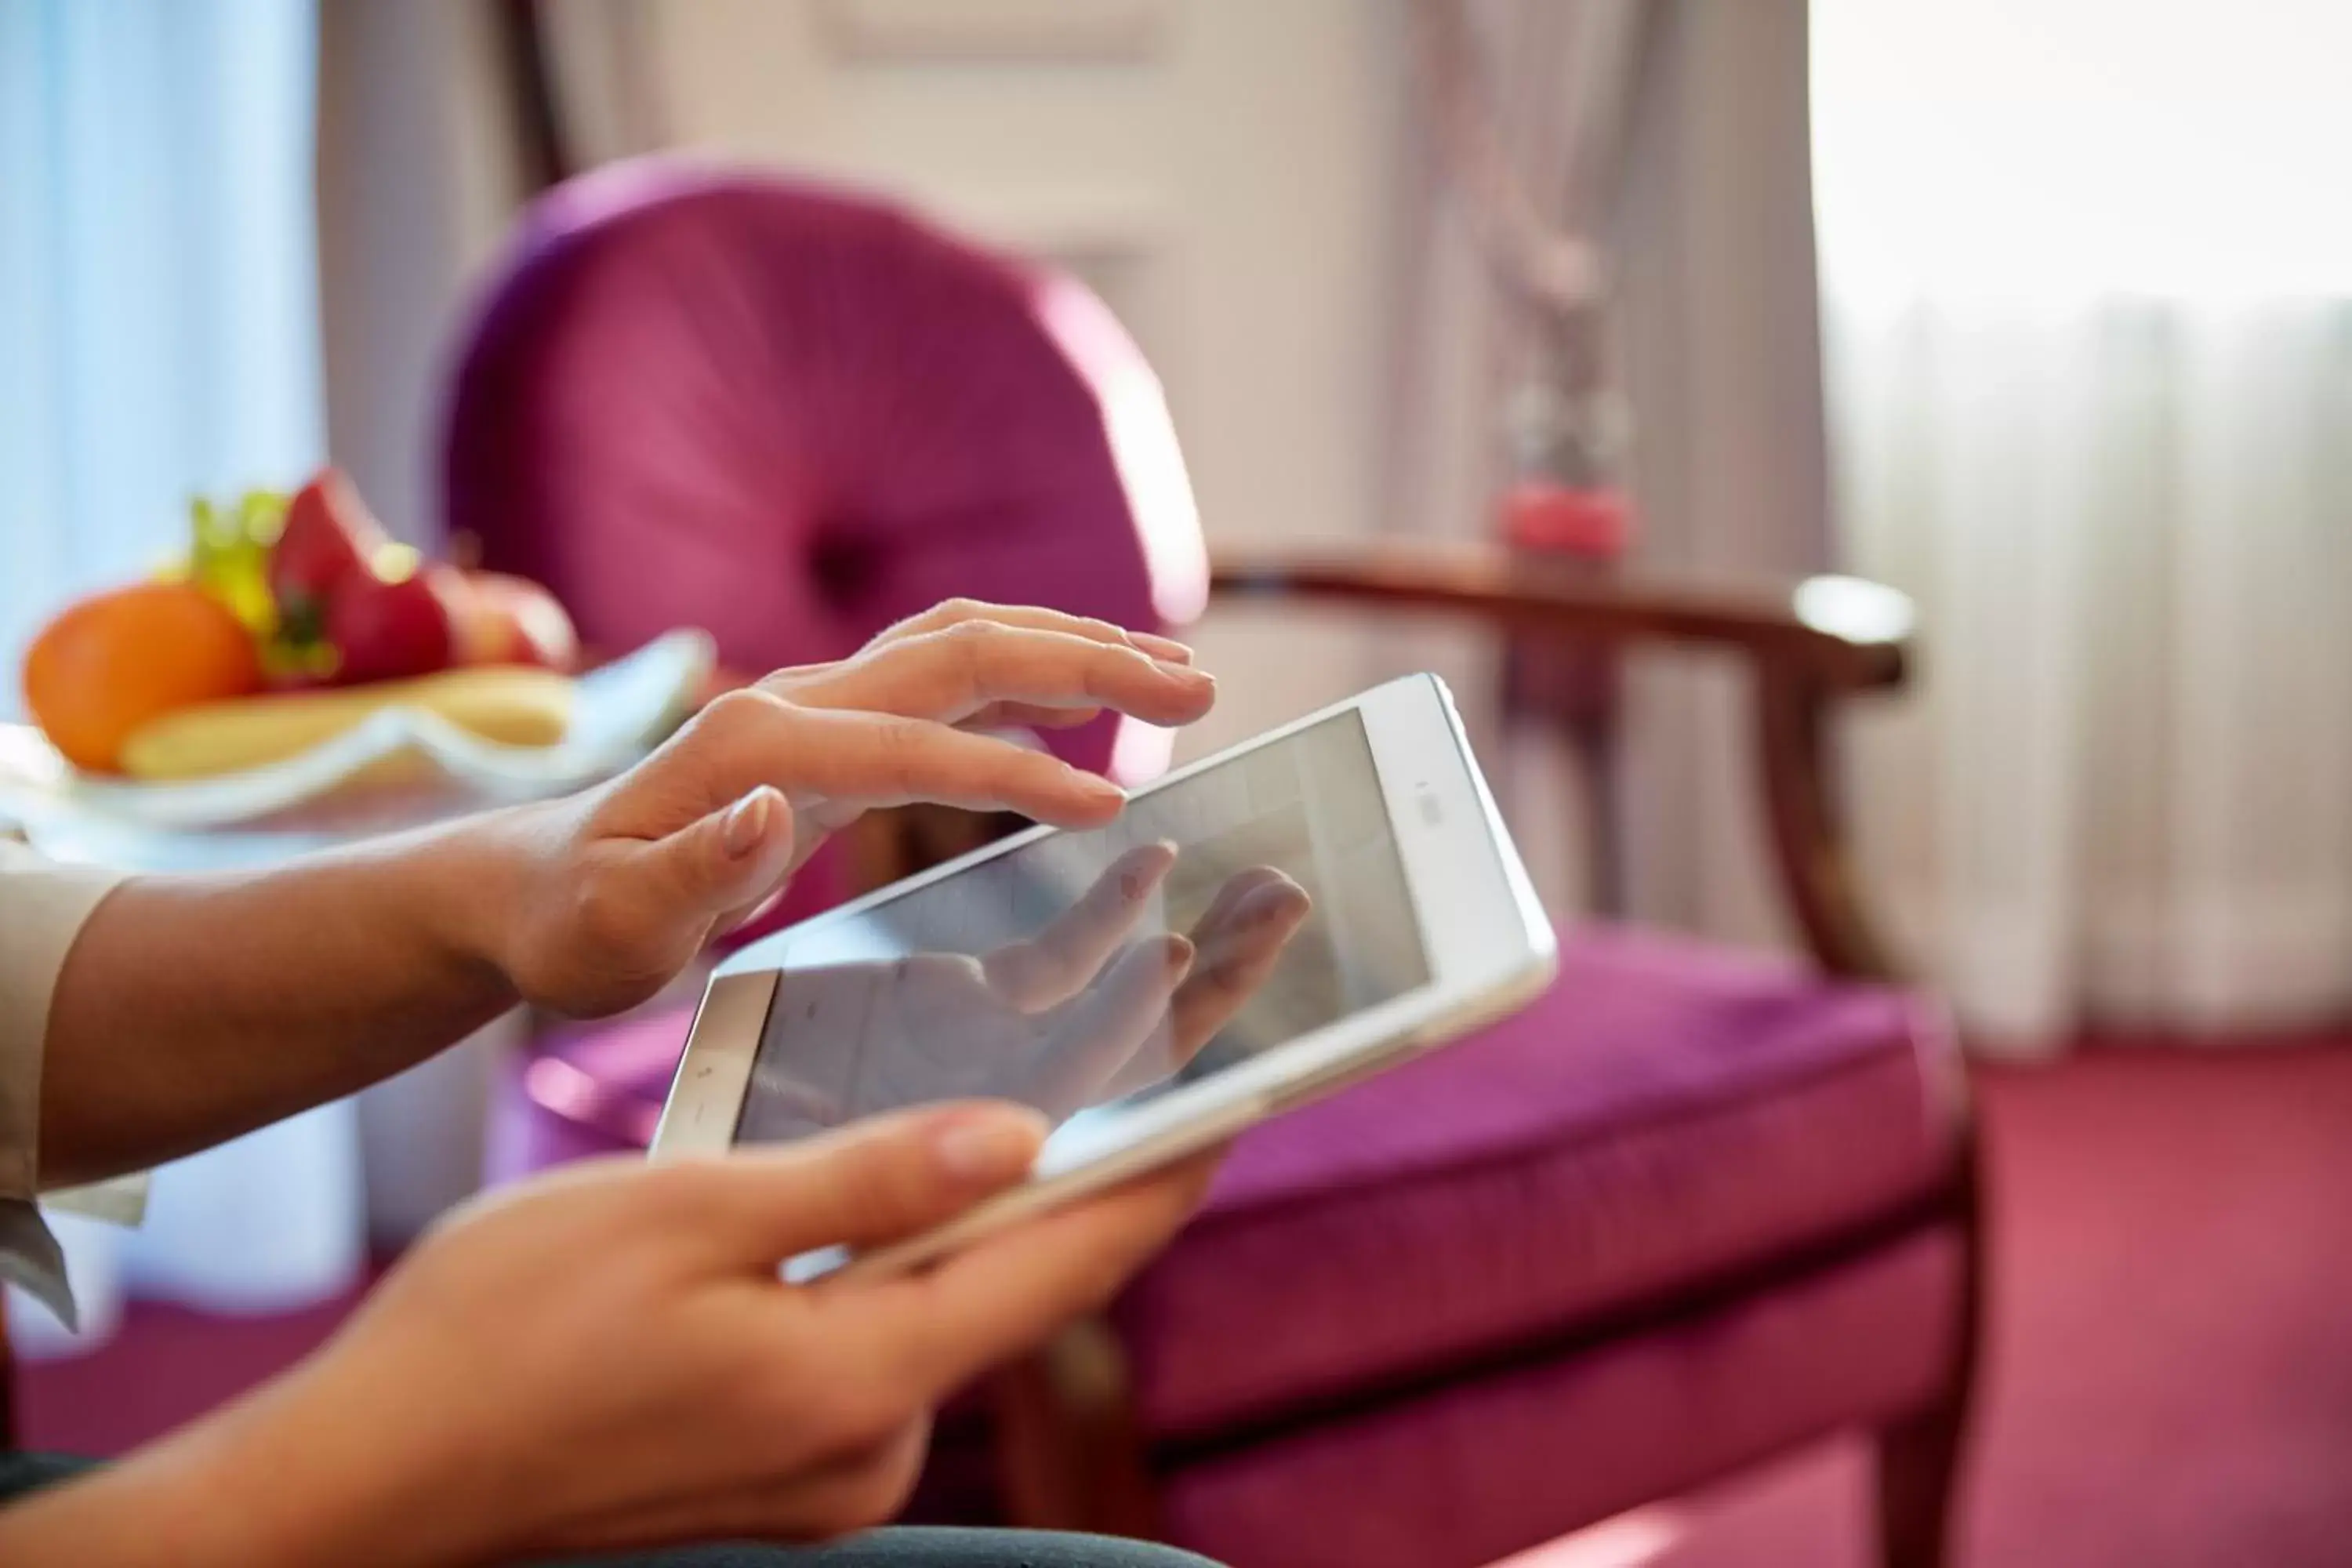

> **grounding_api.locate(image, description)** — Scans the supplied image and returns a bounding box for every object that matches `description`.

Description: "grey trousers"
[0,1453,1227,1567]
[551,1541,1223,1568]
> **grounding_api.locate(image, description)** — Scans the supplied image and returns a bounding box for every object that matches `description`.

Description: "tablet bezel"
[648,673,1554,1185]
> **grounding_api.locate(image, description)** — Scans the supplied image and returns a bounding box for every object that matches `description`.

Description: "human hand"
[467,602,1215,1018]
[755,597,1211,846]
[760,595,1201,736]
[745,845,1313,1135]
[204,1104,1219,1566]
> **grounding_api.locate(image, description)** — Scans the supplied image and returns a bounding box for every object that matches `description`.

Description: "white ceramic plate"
[0,631,713,870]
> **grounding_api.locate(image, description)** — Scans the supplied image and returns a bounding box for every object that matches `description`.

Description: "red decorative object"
[1501,480,1632,561]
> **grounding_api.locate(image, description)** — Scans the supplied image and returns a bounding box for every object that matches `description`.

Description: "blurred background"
[2,2,2347,1566]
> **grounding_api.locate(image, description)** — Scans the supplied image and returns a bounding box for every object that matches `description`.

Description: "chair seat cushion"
[1113,924,1961,1441]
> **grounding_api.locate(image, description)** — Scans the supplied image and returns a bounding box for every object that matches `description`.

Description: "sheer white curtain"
[2,0,363,1352]
[1815,0,2352,1046]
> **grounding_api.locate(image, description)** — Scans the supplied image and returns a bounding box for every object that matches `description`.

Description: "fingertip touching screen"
[735,710,1430,1149]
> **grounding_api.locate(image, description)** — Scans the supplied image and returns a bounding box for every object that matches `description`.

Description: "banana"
[118,666,577,782]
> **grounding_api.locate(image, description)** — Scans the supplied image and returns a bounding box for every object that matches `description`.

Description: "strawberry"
[271,469,387,644]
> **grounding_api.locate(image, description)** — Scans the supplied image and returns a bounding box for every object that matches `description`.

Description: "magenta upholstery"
[448,162,1970,1567]
[483,1006,679,1184]
[1118,928,1958,1442]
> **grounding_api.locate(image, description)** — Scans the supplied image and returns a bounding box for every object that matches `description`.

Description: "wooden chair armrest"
[1210,539,1913,692]
[1210,539,1911,982]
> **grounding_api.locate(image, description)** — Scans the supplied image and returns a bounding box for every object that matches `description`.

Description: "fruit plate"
[0,632,713,869]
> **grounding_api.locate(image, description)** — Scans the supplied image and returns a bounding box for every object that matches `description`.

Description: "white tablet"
[650,673,1556,1279]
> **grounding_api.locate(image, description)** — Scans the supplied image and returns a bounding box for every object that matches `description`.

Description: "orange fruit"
[23,582,264,773]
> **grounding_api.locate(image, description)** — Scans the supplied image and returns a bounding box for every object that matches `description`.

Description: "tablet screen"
[735,710,1430,1145]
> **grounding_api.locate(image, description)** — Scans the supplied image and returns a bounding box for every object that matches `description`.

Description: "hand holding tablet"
[655,673,1555,1280]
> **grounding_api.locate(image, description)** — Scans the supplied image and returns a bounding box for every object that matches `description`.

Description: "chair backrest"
[440,158,1208,786]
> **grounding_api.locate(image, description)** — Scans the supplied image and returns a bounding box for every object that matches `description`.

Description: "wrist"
[416,802,555,1009]
[184,1346,505,1568]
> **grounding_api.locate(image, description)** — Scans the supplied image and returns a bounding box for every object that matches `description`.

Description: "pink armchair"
[444,162,1977,1568]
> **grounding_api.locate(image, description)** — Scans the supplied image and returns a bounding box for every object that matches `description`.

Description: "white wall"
[640,0,1411,755]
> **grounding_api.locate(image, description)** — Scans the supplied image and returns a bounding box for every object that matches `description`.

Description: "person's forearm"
[0,1352,488,1568]
[38,814,530,1187]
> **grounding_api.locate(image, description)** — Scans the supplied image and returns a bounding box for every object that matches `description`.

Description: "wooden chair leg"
[992,1315,1162,1540]
[1876,1129,1987,1568]
[1876,1387,1967,1568]
[1753,663,1902,983]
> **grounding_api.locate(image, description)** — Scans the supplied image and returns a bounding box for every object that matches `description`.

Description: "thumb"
[685,1102,1051,1266]
[629,786,797,930]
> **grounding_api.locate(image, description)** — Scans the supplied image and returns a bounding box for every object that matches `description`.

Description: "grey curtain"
[1380,0,1832,949]
[314,0,661,1240]
[1612,0,1832,949]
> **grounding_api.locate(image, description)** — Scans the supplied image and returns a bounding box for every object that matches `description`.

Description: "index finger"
[881,600,1196,666]
[776,622,1215,731]
[656,1101,1051,1268]
[752,705,1131,827]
